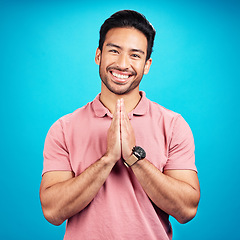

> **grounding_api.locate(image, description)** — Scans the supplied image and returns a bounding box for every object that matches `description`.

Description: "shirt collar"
[92,94,110,118]
[92,91,149,118]
[131,91,149,117]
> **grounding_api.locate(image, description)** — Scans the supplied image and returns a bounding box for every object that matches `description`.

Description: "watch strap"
[124,154,139,167]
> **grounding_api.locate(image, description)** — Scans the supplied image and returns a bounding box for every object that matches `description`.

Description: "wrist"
[124,146,146,168]
[101,153,118,167]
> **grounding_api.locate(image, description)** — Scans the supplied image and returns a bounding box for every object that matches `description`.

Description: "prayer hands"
[106,99,136,163]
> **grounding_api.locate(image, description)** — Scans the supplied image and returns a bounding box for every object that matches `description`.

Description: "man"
[40,10,200,240]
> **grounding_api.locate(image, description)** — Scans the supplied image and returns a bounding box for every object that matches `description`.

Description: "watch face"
[133,146,146,160]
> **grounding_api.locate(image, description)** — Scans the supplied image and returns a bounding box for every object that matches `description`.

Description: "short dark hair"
[98,10,156,60]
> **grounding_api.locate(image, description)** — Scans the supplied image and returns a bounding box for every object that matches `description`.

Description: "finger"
[120,102,131,141]
[120,99,136,160]
[112,99,120,127]
[106,99,121,161]
[120,99,130,129]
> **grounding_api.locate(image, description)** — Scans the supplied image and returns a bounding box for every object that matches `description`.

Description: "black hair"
[98,10,156,60]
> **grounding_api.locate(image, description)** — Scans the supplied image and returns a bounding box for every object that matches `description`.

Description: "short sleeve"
[42,119,72,175]
[164,115,197,172]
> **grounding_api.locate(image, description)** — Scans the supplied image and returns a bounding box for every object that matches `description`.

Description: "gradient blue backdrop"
[1,0,239,239]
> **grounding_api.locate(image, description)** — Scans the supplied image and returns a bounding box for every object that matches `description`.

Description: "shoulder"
[49,101,93,133]
[147,98,180,123]
[150,100,179,117]
[146,97,193,136]
[62,102,92,121]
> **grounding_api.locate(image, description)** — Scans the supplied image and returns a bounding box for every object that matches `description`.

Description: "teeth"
[112,72,129,79]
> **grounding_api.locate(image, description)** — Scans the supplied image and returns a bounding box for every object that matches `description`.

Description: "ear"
[95,48,101,65]
[144,58,152,75]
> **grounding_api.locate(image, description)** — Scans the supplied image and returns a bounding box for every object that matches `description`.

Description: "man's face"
[95,27,152,95]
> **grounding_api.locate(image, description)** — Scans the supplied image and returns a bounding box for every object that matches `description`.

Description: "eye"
[131,53,141,59]
[109,49,119,54]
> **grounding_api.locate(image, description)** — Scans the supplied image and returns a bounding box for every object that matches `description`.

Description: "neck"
[100,87,141,114]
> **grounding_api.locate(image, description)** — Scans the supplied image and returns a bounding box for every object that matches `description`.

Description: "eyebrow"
[106,43,145,55]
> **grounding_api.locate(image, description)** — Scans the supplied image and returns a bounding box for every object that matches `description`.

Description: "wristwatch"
[124,146,146,167]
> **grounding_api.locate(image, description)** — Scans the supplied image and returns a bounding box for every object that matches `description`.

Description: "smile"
[108,68,136,84]
[111,72,130,79]
[109,70,133,84]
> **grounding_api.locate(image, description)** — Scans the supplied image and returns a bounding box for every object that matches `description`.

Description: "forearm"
[131,159,200,224]
[40,155,115,225]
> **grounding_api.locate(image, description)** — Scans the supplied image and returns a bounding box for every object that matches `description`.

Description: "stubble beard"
[99,65,144,96]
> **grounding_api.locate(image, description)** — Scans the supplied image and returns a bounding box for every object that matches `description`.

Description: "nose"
[116,53,130,70]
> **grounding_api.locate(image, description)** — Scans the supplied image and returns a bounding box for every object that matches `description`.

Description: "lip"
[108,68,135,84]
[110,71,132,84]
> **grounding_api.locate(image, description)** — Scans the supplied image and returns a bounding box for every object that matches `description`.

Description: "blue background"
[1,0,239,239]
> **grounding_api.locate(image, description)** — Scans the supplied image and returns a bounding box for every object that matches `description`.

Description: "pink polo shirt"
[43,92,197,240]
